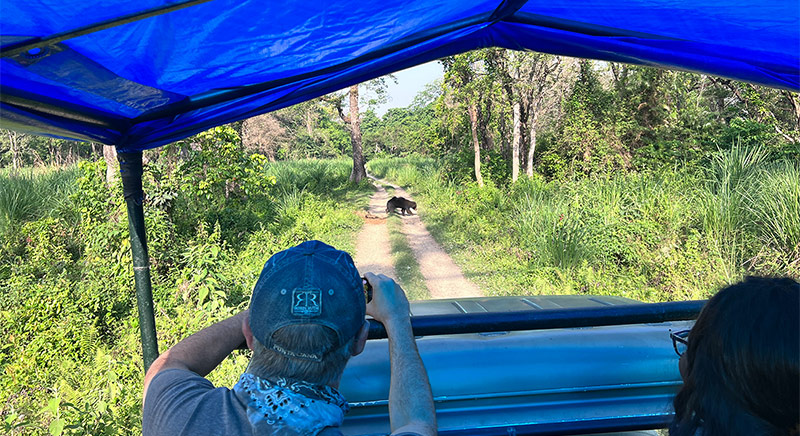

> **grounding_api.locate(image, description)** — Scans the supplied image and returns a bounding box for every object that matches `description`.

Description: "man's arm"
[363,273,437,436]
[142,310,248,403]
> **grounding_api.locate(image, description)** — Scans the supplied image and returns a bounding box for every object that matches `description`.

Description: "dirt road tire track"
[353,182,397,280]
[354,176,483,300]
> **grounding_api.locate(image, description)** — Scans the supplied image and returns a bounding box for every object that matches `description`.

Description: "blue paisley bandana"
[233,373,349,435]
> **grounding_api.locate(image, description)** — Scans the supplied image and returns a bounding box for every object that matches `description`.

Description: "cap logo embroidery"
[292,289,322,316]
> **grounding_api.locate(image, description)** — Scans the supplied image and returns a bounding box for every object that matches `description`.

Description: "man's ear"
[242,313,255,350]
[351,321,369,356]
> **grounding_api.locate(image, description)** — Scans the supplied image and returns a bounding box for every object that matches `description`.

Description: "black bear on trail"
[386,196,417,216]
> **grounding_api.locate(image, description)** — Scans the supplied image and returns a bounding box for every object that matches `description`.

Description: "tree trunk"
[7,131,20,175]
[348,85,367,182]
[305,106,314,136]
[468,103,484,187]
[479,99,495,152]
[511,100,521,182]
[103,144,118,186]
[785,90,800,129]
[526,111,538,177]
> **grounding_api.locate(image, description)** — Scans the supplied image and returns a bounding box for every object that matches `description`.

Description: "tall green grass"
[698,145,799,277]
[0,167,79,234]
[367,155,437,187]
[701,145,769,241]
[266,159,347,192]
[746,160,800,270]
[369,149,799,302]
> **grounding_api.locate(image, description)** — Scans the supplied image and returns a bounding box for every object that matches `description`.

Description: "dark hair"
[671,276,800,436]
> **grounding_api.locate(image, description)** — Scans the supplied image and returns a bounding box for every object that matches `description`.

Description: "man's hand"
[362,272,437,436]
[364,272,410,326]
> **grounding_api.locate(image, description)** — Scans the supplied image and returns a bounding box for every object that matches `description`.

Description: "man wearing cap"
[142,240,437,436]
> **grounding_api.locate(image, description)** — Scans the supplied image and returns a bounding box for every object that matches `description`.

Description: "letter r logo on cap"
[292,289,322,316]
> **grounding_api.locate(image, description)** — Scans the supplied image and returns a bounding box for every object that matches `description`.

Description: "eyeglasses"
[670,329,690,356]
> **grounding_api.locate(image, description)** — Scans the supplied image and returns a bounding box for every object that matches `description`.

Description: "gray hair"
[247,324,356,386]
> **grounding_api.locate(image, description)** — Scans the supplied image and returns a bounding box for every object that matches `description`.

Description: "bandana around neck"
[233,373,349,436]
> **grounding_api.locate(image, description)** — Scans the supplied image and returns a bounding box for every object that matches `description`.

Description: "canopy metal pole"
[118,151,159,372]
[0,0,214,58]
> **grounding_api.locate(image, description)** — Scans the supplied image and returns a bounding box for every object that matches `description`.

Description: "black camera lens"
[362,276,373,303]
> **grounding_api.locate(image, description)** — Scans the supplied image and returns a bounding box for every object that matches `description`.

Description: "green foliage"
[719,118,777,149]
[361,105,442,157]
[436,147,509,184]
[371,154,798,304]
[175,126,275,205]
[1,143,371,435]
[549,60,628,176]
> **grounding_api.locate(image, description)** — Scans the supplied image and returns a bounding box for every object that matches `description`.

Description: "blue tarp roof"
[1,0,798,151]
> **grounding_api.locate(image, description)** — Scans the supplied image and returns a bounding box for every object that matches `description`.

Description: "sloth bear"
[386,196,417,216]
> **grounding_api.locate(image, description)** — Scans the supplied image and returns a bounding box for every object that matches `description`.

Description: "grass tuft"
[0,166,79,234]
[386,215,431,301]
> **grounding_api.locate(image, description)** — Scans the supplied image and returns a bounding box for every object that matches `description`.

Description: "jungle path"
[353,175,483,300]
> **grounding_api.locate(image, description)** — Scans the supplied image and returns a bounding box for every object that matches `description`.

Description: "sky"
[374,60,443,117]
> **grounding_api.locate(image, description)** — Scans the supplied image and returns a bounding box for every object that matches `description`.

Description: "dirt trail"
[353,176,483,299]
[353,182,397,279]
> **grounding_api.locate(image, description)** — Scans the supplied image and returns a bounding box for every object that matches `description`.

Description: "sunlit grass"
[0,166,79,234]
[370,149,799,302]
[746,160,800,271]
[386,215,430,301]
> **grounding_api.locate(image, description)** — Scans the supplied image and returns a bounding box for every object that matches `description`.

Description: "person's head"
[671,276,800,436]
[242,240,370,387]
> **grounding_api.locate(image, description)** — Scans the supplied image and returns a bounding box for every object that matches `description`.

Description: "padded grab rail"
[366,300,705,339]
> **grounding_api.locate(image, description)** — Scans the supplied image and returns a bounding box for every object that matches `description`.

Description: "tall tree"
[443,53,491,186]
[487,49,567,181]
[5,130,21,174]
[347,85,367,182]
[324,86,367,181]
[322,77,394,182]
[104,145,118,185]
[242,113,288,161]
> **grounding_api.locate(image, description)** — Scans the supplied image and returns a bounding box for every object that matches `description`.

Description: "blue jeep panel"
[339,296,692,435]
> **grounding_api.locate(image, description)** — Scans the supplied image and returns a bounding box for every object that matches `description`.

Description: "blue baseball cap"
[249,240,365,362]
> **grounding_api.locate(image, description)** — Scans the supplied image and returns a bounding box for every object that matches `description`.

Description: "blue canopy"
[1,0,798,151]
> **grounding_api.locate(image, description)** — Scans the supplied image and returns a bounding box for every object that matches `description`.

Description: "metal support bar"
[0,0,214,58]
[367,300,705,339]
[118,151,159,372]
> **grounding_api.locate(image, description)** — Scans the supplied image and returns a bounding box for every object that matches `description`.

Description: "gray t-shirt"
[142,369,344,436]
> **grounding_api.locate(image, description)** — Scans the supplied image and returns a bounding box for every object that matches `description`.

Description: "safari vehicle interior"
[1,1,797,434]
